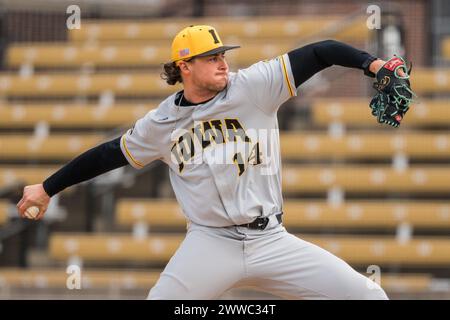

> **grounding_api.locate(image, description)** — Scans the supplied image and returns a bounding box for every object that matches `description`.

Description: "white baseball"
[25,206,40,219]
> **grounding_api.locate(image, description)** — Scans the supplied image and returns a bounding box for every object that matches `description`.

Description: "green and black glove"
[370,56,417,127]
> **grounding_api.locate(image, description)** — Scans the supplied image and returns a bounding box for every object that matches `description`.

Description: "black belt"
[239,213,283,230]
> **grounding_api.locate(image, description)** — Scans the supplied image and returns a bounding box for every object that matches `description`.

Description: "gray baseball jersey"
[120,54,296,227]
[119,54,388,300]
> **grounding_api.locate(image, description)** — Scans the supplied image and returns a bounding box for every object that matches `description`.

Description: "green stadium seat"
[48,233,450,265]
[281,165,450,193]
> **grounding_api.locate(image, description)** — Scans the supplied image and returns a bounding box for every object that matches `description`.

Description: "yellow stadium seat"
[6,42,294,68]
[6,43,171,68]
[49,233,183,263]
[0,102,155,128]
[283,200,450,229]
[0,268,431,294]
[0,166,58,188]
[48,233,450,265]
[0,135,103,160]
[301,236,450,265]
[377,274,432,293]
[442,37,450,60]
[2,132,448,161]
[116,199,450,229]
[0,202,8,225]
[116,199,187,227]
[0,72,179,97]
[411,68,450,94]
[280,132,450,159]
[312,98,450,126]
[282,165,450,193]
[0,268,160,289]
[68,16,368,42]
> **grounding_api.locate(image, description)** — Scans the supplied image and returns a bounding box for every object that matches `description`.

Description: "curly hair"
[161,62,182,85]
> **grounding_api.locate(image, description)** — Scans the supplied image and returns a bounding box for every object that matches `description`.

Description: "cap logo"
[179,48,190,57]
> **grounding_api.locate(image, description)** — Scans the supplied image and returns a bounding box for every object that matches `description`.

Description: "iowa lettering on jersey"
[171,118,262,175]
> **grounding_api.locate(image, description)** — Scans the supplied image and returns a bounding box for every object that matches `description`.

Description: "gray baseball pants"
[148,216,388,300]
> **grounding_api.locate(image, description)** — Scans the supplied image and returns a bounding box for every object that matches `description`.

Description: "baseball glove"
[369,55,417,127]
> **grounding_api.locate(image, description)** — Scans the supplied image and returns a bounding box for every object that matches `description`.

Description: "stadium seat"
[0,167,58,188]
[0,103,154,128]
[3,131,448,161]
[283,201,450,229]
[442,37,450,60]
[12,70,443,100]
[281,165,450,193]
[380,273,432,293]
[0,268,159,290]
[6,42,294,69]
[0,267,432,294]
[0,202,8,225]
[0,135,103,160]
[116,199,186,227]
[0,72,178,97]
[280,132,450,159]
[411,68,450,94]
[0,267,431,294]
[68,16,368,42]
[302,235,450,265]
[116,199,450,229]
[48,233,450,265]
[311,98,450,126]
[49,233,182,263]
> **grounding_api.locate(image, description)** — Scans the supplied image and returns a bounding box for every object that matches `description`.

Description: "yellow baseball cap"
[171,25,240,64]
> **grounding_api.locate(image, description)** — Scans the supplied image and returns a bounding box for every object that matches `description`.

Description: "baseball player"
[17,25,414,299]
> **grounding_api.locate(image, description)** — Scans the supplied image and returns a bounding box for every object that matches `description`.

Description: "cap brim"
[195,45,240,57]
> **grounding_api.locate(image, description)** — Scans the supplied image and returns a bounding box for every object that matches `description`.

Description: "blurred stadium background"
[0,0,449,300]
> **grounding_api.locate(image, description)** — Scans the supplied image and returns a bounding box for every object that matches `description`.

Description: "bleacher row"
[48,233,450,265]
[0,269,433,295]
[0,166,449,193]
[1,15,450,299]
[3,198,450,229]
[66,16,369,42]
[0,132,449,160]
[1,99,449,128]
[0,70,450,96]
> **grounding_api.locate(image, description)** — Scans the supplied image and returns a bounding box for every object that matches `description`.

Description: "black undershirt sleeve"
[43,136,129,197]
[287,39,378,88]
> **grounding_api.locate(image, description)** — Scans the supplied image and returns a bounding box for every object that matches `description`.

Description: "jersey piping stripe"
[121,135,144,168]
[280,55,294,97]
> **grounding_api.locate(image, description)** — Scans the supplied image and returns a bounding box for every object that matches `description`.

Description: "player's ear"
[179,61,190,73]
